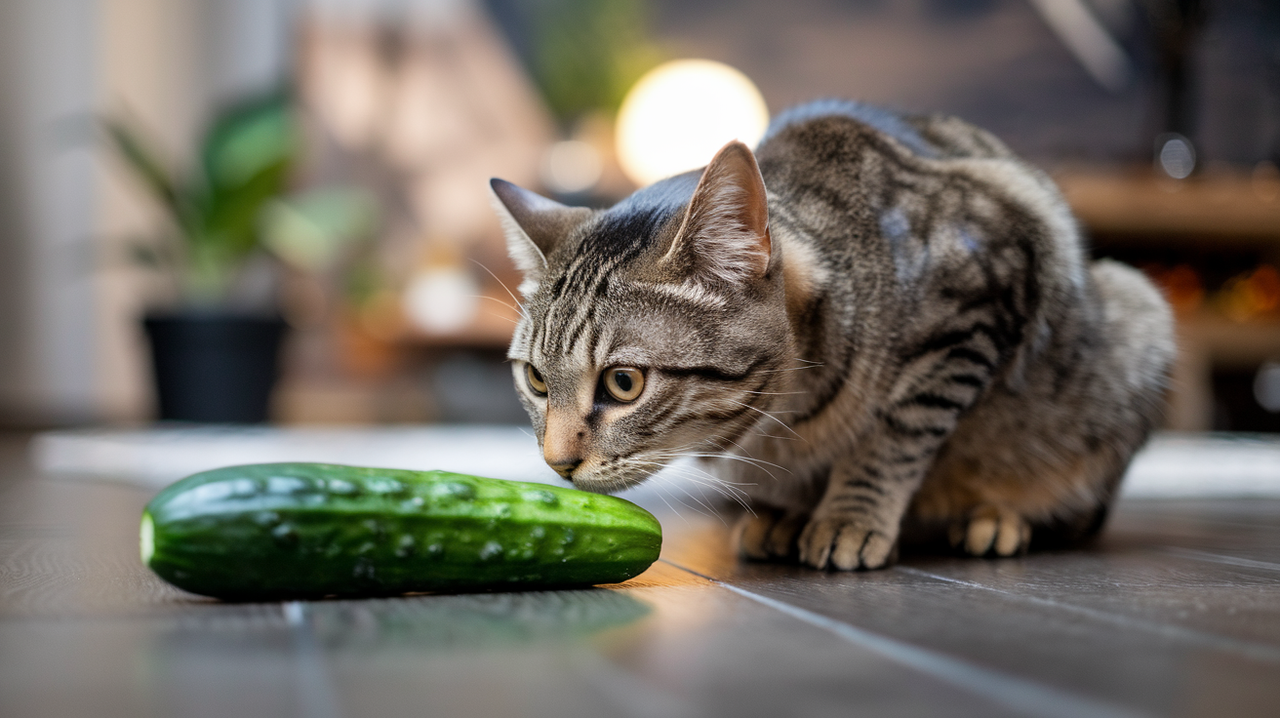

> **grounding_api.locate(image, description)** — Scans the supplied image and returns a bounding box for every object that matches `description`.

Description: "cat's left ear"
[490,178,593,295]
[663,140,772,284]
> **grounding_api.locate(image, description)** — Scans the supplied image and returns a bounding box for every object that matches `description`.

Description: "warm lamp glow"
[615,59,769,187]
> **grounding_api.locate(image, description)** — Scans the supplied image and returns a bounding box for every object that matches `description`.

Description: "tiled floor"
[2,434,1279,717]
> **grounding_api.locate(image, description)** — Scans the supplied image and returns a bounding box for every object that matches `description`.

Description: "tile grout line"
[895,566,1280,665]
[658,559,1147,718]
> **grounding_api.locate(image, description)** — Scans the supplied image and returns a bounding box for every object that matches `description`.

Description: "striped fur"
[491,100,1175,570]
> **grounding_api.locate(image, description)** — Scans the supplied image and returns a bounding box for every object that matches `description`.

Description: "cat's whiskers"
[683,484,740,523]
[681,474,754,517]
[634,450,752,496]
[720,398,804,440]
[471,294,525,318]
[735,425,799,442]
[750,430,798,442]
[662,475,746,522]
[682,473,756,508]
[665,488,717,522]
[678,483,730,523]
[673,438,790,480]
[637,454,756,516]
[649,482,692,525]
[603,460,664,489]
[646,450,759,487]
[639,463,726,522]
[755,361,824,375]
[680,458,776,498]
[683,451,790,479]
[698,432,760,463]
[477,308,520,326]
[699,430,784,463]
[469,259,530,321]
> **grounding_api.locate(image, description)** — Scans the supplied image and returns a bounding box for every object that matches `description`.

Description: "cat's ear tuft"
[489,179,593,294]
[664,141,772,285]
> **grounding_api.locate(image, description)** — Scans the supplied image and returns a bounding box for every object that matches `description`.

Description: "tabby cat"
[490,100,1174,570]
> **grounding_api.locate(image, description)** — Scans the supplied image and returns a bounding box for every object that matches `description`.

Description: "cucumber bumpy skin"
[141,463,663,600]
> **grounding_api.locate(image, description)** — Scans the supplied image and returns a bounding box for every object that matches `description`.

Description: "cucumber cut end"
[140,511,155,566]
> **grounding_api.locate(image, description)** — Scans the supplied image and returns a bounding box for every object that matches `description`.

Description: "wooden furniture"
[1057,168,1280,243]
[1057,168,1280,430]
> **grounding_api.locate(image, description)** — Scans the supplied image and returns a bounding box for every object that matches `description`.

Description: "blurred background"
[1,0,1278,433]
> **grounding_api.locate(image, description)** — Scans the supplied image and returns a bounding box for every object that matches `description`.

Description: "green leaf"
[201,92,297,190]
[199,157,292,260]
[103,119,198,235]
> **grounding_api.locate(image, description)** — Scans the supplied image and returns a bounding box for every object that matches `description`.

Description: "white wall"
[0,0,101,425]
[0,0,294,425]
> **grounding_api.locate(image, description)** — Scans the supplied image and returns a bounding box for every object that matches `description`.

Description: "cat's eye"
[603,367,645,403]
[526,364,548,396]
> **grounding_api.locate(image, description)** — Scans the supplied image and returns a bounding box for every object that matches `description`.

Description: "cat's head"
[490,141,793,493]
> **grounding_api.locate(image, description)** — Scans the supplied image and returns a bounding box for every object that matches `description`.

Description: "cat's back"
[754,100,1096,396]
[754,99,1084,295]
[757,99,1015,166]
[754,99,1060,221]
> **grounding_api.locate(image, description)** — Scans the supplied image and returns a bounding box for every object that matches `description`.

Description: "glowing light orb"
[615,59,769,187]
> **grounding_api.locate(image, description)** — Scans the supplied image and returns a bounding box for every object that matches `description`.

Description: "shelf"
[1178,312,1280,367]
[1054,168,1280,242]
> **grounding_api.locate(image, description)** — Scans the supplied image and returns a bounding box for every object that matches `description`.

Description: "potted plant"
[107,93,300,423]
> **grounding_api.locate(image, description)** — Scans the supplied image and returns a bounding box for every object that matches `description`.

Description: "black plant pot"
[144,313,287,423]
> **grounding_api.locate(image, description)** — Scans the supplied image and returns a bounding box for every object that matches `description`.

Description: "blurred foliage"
[106,93,294,304]
[259,188,379,276]
[526,0,665,125]
[107,93,376,307]
[343,257,387,309]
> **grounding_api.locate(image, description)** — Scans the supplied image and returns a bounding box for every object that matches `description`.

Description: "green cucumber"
[141,463,662,600]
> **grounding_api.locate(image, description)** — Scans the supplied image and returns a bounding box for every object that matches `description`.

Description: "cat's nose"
[548,458,582,479]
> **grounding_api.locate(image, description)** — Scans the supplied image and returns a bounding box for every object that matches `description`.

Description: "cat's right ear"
[489,179,592,295]
[662,141,772,287]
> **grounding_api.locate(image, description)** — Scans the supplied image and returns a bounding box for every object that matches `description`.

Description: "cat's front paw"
[798,516,897,570]
[949,505,1031,557]
[738,509,808,561]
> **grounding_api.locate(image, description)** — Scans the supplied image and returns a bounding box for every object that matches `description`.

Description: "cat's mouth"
[563,457,665,495]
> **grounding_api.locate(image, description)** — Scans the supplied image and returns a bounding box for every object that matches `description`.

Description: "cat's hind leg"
[915,259,1173,558]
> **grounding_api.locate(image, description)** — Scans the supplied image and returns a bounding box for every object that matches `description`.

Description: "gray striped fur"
[491,100,1174,570]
